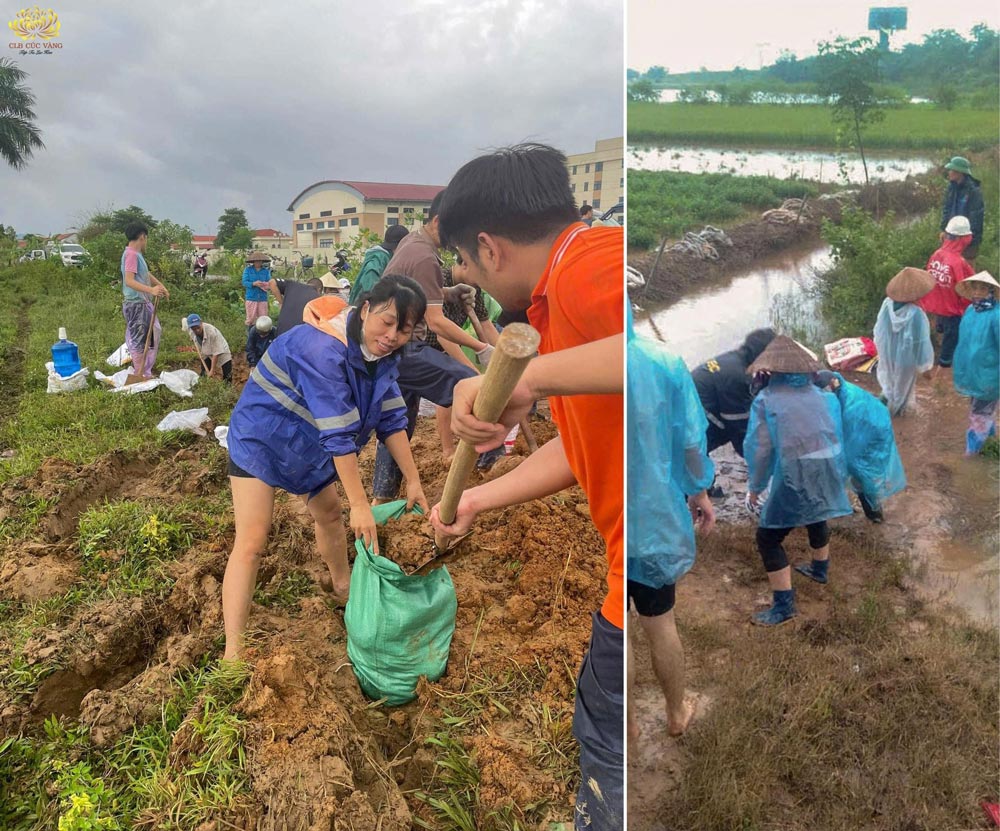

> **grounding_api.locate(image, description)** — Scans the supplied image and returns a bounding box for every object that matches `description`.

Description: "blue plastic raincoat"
[873,298,934,415]
[829,372,906,503]
[953,302,1000,401]
[228,297,408,495]
[744,374,852,529]
[627,310,714,588]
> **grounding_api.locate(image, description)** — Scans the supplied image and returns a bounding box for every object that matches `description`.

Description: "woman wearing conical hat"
[952,271,1000,455]
[743,337,853,626]
[873,267,936,416]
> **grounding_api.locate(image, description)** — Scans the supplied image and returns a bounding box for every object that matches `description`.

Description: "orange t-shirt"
[526,222,624,629]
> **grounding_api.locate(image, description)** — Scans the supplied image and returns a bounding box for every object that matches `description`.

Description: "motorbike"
[192,253,208,278]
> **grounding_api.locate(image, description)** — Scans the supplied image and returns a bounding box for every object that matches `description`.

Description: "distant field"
[628,171,818,249]
[628,103,1000,151]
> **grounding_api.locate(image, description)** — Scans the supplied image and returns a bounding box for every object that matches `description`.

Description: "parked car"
[50,243,88,267]
[594,200,623,227]
[17,249,47,263]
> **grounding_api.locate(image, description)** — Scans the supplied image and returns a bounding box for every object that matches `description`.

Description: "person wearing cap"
[242,251,273,334]
[627,305,715,741]
[875,267,936,416]
[939,156,984,263]
[952,271,1000,455]
[348,226,409,306]
[744,336,852,626]
[186,314,233,383]
[245,315,276,369]
[922,216,975,372]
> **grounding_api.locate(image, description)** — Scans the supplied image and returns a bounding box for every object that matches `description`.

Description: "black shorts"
[227,458,336,500]
[627,579,676,617]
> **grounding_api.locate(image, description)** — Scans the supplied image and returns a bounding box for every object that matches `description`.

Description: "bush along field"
[0,261,602,828]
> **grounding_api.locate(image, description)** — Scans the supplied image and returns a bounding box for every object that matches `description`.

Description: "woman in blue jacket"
[223,275,429,660]
[953,271,1000,455]
[242,251,273,337]
[744,337,852,626]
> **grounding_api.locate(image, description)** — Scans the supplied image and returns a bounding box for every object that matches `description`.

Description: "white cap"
[945,215,972,237]
[58,327,67,340]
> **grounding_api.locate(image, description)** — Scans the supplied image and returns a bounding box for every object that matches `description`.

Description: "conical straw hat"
[886,267,935,303]
[747,335,822,375]
[246,250,271,263]
[955,270,1000,300]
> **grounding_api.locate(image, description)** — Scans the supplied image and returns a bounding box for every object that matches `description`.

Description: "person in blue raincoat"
[627,307,715,738]
[222,275,430,661]
[744,336,852,626]
[874,267,936,416]
[815,370,906,523]
[953,271,1000,455]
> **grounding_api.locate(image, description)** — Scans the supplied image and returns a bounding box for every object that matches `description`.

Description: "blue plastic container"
[52,327,81,377]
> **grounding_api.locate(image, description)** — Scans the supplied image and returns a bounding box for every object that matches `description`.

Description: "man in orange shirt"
[429,143,623,830]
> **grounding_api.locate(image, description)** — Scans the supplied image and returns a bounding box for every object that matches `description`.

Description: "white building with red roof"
[252,228,293,249]
[285,180,444,249]
[191,234,216,251]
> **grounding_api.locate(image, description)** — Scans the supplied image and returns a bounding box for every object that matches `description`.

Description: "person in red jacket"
[921,215,975,371]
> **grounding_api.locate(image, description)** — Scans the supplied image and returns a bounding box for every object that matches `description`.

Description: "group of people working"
[118,143,626,830]
[626,153,995,742]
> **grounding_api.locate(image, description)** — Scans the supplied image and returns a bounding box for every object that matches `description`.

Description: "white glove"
[744,492,762,517]
[475,344,494,368]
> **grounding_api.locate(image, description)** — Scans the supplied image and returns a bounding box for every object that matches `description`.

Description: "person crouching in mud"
[743,336,852,626]
[221,276,430,661]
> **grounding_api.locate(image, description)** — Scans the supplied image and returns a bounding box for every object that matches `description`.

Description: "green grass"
[0,263,244,482]
[628,170,819,248]
[628,102,1000,150]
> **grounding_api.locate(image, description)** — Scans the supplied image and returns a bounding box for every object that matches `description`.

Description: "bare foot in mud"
[319,572,350,604]
[666,698,696,737]
[628,715,641,742]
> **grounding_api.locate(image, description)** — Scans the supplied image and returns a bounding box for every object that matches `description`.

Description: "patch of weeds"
[0,493,53,542]
[253,569,314,612]
[77,500,195,596]
[982,436,999,460]
[414,732,479,831]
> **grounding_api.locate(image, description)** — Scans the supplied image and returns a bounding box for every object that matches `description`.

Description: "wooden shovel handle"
[436,323,540,534]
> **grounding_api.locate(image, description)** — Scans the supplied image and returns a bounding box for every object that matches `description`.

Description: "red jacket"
[921,236,973,317]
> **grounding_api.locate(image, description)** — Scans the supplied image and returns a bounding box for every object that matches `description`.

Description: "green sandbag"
[344,500,457,706]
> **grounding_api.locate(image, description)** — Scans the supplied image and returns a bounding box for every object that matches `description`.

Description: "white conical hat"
[956,271,1000,300]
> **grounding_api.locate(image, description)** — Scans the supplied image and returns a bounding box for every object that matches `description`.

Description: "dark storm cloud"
[1,0,623,235]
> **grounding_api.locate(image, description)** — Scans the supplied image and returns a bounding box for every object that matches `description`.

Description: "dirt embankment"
[0,409,603,828]
[630,176,941,307]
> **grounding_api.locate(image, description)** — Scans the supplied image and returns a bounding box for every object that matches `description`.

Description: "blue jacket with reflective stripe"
[228,306,408,495]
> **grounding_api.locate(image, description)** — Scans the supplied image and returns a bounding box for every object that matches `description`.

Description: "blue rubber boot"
[794,558,829,584]
[752,588,796,626]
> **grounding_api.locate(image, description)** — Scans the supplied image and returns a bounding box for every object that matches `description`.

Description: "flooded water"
[629,144,934,184]
[635,244,831,367]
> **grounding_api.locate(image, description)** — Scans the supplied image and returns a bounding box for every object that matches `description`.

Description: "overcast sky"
[1,0,623,236]
[629,0,999,73]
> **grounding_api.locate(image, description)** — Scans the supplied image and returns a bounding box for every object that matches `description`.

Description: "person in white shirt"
[186,313,233,383]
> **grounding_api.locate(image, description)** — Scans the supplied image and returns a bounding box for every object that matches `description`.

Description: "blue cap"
[186,313,202,327]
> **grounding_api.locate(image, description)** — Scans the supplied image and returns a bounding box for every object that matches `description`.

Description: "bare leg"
[767,565,792,591]
[436,405,456,462]
[306,482,350,598]
[222,477,275,660]
[811,544,830,562]
[638,610,694,737]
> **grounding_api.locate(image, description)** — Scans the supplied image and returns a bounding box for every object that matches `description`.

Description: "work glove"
[450,283,476,309]
[475,344,494,368]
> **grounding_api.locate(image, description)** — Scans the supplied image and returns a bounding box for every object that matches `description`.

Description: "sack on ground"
[45,361,89,394]
[824,337,877,372]
[345,500,457,706]
[156,407,210,435]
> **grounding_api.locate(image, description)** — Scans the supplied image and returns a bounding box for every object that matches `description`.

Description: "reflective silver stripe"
[251,366,317,427]
[261,350,294,390]
[381,396,405,412]
[706,412,725,429]
[720,412,750,421]
[315,409,360,430]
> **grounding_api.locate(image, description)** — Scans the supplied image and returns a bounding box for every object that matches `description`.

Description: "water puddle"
[629,144,934,184]
[635,243,831,367]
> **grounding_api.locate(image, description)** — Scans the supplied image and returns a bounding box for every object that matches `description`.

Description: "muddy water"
[635,243,831,366]
[629,144,934,184]
[635,247,999,628]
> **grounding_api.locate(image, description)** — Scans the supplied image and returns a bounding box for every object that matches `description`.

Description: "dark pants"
[199,359,232,384]
[573,611,624,831]
[372,341,501,499]
[627,580,676,616]
[756,521,830,572]
[935,314,962,367]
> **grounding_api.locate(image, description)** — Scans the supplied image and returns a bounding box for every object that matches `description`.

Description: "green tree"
[628,79,659,103]
[226,226,253,251]
[645,65,668,83]
[0,58,43,169]
[79,205,157,241]
[816,37,884,185]
[933,82,959,110]
[215,208,250,250]
[626,68,640,82]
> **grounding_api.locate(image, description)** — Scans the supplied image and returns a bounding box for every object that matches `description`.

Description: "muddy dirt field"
[0,408,605,829]
[630,177,941,307]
